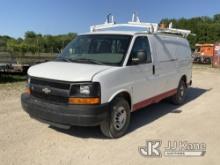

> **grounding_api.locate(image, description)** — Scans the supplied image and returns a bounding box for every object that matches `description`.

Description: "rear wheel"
[171,80,187,105]
[100,97,131,138]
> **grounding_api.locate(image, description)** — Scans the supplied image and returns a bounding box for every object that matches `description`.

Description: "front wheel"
[171,80,187,105]
[100,97,131,138]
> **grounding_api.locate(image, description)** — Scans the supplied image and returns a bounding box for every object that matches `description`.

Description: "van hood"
[28,61,113,82]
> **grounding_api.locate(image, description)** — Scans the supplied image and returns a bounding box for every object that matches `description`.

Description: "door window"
[128,36,152,65]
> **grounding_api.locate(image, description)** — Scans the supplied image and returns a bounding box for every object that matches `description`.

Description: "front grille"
[30,77,70,90]
[31,90,68,104]
[30,77,70,104]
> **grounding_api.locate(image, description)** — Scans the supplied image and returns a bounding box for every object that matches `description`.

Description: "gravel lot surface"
[0,65,220,165]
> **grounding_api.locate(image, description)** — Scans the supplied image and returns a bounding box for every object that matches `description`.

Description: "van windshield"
[58,34,132,66]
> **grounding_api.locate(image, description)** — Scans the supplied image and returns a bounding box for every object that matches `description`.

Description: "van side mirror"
[131,50,147,64]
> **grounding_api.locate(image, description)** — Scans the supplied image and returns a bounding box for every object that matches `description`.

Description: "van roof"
[81,31,188,39]
[82,31,146,36]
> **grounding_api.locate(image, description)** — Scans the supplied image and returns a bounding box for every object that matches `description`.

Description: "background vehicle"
[193,43,220,65]
[0,52,55,75]
[212,43,220,67]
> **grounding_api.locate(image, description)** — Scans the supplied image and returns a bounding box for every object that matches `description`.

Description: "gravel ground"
[0,65,220,165]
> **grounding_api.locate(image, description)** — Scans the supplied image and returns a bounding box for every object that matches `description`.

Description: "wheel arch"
[181,74,187,86]
[108,90,132,109]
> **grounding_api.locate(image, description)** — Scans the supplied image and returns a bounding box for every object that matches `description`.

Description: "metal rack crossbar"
[90,13,158,33]
[90,22,159,33]
[158,23,191,37]
[90,13,192,37]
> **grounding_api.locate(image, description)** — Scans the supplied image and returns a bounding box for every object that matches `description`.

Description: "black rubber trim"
[187,80,192,87]
[21,93,109,127]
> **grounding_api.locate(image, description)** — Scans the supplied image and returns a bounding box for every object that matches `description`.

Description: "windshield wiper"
[56,57,105,65]
[55,57,72,62]
[70,58,104,65]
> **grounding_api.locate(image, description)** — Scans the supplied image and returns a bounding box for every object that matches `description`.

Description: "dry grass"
[0,81,25,102]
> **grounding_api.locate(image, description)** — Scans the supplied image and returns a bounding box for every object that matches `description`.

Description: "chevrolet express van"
[21,18,192,138]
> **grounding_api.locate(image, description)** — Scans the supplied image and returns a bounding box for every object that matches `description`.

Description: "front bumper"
[21,93,109,128]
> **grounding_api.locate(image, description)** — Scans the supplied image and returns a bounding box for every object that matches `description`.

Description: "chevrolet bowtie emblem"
[42,88,51,94]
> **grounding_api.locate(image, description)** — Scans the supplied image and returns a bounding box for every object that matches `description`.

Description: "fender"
[108,89,133,107]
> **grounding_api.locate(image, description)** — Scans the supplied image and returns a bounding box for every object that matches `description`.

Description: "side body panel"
[174,36,192,85]
[149,34,178,92]
[94,34,192,111]
[149,34,192,90]
[93,34,158,110]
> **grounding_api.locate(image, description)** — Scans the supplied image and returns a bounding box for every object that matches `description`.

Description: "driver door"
[127,36,158,110]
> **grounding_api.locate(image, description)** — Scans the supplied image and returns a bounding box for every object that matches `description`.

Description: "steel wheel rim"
[113,106,127,131]
[179,84,185,100]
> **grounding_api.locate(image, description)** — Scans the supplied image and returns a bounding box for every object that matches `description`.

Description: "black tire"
[171,80,187,105]
[100,97,131,138]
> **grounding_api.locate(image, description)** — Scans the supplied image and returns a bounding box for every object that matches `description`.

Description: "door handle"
[153,65,155,75]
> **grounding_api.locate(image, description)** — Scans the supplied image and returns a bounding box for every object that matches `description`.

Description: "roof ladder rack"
[90,13,192,37]
[90,13,158,33]
[158,22,192,37]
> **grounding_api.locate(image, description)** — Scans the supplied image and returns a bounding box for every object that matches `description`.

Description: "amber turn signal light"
[68,97,100,105]
[25,87,31,94]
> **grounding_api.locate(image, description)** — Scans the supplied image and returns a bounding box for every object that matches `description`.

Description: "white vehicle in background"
[21,14,192,138]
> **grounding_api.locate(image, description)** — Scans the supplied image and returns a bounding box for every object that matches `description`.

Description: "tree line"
[0,31,76,55]
[0,13,220,55]
[160,13,220,49]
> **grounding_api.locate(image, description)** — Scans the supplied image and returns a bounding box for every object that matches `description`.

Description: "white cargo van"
[21,15,192,138]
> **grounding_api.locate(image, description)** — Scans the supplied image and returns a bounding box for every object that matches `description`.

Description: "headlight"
[70,82,101,97]
[80,85,90,95]
[69,82,101,105]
